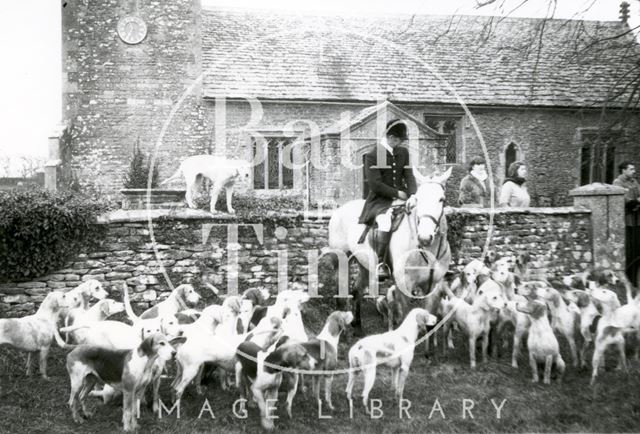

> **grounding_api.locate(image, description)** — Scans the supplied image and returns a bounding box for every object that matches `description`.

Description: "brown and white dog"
[375,285,410,332]
[588,286,640,384]
[249,336,316,430]
[65,333,185,431]
[300,311,353,410]
[540,286,581,367]
[516,297,566,384]
[0,290,81,379]
[133,284,201,320]
[441,279,507,368]
[65,279,108,312]
[508,281,551,368]
[63,284,181,351]
[563,289,602,369]
[346,308,436,413]
[64,299,125,343]
[61,280,109,336]
[514,252,533,281]
[450,259,491,303]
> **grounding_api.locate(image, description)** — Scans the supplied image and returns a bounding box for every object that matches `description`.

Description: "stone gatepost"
[45,125,66,191]
[569,183,627,272]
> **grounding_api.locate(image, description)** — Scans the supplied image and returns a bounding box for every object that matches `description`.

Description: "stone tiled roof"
[202,8,640,108]
[320,100,442,137]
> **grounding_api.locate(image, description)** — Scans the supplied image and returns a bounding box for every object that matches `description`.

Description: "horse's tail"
[327,211,342,250]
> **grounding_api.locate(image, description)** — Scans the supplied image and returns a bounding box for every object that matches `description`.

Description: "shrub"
[194,188,305,215]
[123,139,159,189]
[0,190,106,281]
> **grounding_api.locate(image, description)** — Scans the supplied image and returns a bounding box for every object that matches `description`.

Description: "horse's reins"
[406,183,446,293]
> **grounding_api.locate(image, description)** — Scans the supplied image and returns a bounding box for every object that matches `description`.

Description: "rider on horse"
[358,119,417,279]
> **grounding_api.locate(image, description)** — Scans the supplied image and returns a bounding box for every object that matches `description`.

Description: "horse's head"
[412,167,452,246]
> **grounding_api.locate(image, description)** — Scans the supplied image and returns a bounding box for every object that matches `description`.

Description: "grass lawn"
[1,297,640,433]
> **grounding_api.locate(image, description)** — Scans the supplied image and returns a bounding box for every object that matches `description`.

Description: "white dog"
[161,155,251,213]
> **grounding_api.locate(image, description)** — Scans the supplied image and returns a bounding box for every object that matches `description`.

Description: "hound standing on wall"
[160,155,251,213]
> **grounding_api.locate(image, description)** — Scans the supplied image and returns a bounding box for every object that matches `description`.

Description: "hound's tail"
[122,283,140,322]
[619,272,638,305]
[160,165,182,186]
[53,326,78,349]
[206,283,220,296]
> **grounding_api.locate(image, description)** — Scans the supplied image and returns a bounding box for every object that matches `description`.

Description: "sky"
[0,0,636,174]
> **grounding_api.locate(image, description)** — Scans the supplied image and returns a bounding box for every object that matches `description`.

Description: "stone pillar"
[569,183,627,271]
[45,126,65,191]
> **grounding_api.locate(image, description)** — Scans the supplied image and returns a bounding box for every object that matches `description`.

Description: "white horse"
[328,167,453,334]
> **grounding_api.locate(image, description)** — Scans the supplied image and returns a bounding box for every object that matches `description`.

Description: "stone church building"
[59,1,640,207]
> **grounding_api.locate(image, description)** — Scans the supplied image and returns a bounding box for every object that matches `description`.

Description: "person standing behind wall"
[613,161,640,285]
[499,161,531,207]
[458,156,492,207]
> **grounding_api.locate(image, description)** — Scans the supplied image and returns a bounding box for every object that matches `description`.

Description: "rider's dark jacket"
[358,145,417,226]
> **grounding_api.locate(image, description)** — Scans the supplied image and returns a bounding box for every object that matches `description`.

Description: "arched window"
[505,142,518,176]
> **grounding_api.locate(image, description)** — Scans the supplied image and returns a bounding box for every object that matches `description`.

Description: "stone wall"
[0,207,592,317]
[178,100,640,208]
[62,0,208,197]
[60,1,640,204]
[448,207,592,277]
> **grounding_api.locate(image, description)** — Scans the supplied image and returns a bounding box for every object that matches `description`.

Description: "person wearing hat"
[358,119,417,279]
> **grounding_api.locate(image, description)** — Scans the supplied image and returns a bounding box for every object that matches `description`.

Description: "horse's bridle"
[407,183,447,297]
[411,182,446,244]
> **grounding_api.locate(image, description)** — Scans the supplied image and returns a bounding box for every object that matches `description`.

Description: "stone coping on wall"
[97,206,590,224]
[446,206,591,215]
[569,183,626,196]
[97,208,318,224]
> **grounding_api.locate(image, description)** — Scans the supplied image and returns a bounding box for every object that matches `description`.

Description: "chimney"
[620,1,630,24]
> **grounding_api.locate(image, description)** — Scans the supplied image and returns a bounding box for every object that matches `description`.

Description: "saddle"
[358,206,407,274]
[358,206,406,243]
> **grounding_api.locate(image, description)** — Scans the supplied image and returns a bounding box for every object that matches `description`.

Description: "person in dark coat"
[613,161,640,285]
[458,156,491,207]
[358,119,417,278]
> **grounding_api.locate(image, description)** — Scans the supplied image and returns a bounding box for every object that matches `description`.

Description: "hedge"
[0,190,107,281]
[194,189,306,216]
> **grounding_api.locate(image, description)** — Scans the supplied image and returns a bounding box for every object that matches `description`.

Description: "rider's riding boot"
[374,230,392,280]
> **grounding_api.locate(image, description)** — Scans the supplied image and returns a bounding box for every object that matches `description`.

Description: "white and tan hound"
[65,333,185,431]
[300,311,353,410]
[0,290,81,379]
[64,299,125,343]
[375,285,410,332]
[589,286,639,385]
[346,308,436,413]
[249,337,316,430]
[540,285,581,367]
[516,297,566,384]
[133,284,201,320]
[441,279,507,368]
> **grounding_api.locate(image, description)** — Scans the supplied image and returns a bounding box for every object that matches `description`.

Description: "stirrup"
[376,263,391,280]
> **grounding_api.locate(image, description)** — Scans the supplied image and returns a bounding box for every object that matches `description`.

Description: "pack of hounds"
[1,252,639,431]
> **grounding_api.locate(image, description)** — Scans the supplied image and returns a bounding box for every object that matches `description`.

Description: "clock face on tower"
[117,16,147,45]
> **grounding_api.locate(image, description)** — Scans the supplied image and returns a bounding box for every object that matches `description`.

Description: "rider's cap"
[385,119,408,140]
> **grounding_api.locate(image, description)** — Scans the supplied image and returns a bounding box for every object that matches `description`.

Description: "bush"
[123,139,159,189]
[194,188,305,215]
[0,190,106,281]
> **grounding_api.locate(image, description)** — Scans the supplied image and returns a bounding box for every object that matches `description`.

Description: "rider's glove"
[406,195,417,210]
